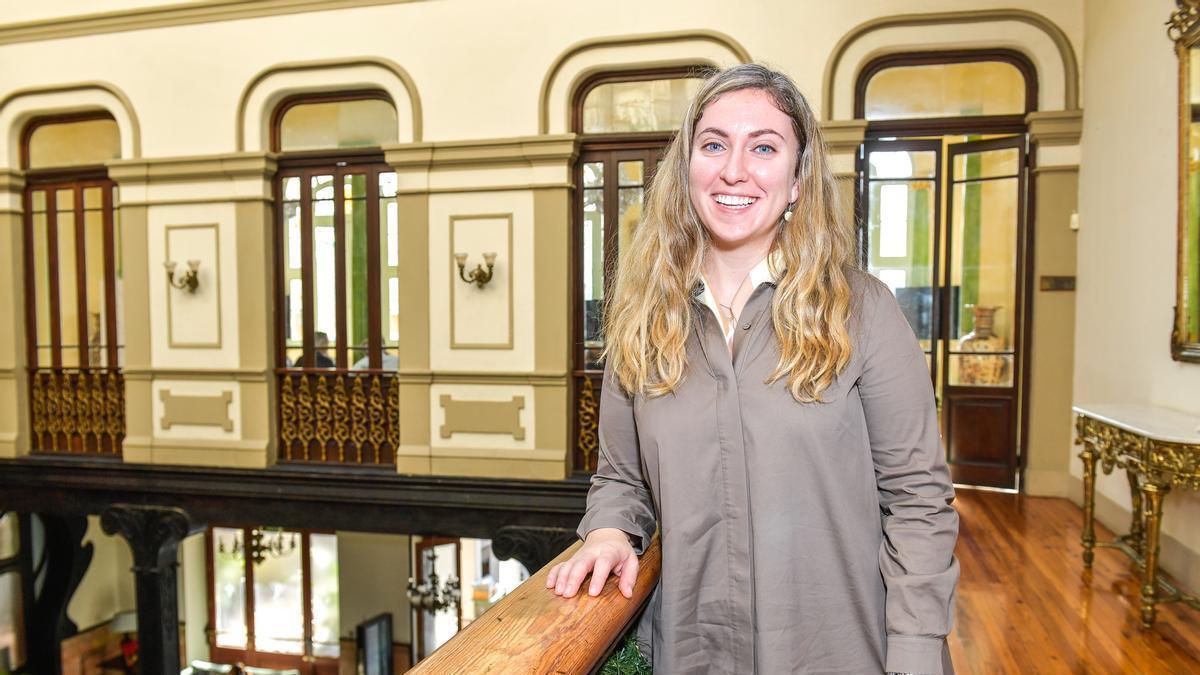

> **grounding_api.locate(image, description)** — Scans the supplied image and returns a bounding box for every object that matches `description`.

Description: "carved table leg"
[1080,446,1098,567]
[1125,469,1144,556]
[101,504,198,675]
[1139,482,1170,628]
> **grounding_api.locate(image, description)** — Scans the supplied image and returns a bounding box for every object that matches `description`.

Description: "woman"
[547,63,958,675]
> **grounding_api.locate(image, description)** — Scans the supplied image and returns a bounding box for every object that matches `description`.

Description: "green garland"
[599,634,652,674]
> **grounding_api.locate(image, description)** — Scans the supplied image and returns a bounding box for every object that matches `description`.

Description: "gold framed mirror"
[1171,1,1200,361]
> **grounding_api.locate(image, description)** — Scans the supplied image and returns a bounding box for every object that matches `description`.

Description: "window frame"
[19,110,118,172]
[270,92,401,467]
[205,526,339,672]
[0,513,32,672]
[20,113,124,456]
[270,89,395,154]
[568,67,704,474]
[855,49,1039,138]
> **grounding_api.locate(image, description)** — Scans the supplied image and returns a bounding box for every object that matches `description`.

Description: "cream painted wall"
[0,0,1083,158]
[65,516,136,631]
[1074,0,1200,586]
[179,531,210,664]
[337,532,412,646]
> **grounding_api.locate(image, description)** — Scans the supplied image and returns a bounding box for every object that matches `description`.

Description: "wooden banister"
[408,534,661,674]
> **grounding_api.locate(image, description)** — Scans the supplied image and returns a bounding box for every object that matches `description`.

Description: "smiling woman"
[549,63,959,675]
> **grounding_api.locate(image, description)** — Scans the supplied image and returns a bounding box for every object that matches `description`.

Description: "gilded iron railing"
[29,367,124,455]
[277,370,399,465]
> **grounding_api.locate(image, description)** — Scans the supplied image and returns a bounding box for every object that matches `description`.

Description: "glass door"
[861,136,1027,489]
[861,140,944,385]
[941,136,1026,488]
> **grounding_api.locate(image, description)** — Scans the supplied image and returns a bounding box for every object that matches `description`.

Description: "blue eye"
[702,141,724,152]
[753,144,776,154]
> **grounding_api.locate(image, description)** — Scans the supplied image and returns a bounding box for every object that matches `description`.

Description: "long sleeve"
[575,360,658,554]
[857,279,960,675]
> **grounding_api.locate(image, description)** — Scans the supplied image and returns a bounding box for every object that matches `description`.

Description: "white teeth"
[714,194,755,207]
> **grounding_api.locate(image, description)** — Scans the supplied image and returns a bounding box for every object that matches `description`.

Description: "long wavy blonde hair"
[602,63,855,403]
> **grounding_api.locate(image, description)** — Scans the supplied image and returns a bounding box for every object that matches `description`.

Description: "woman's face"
[688,88,801,253]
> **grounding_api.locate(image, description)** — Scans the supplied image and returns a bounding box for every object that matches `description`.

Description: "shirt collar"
[692,249,783,297]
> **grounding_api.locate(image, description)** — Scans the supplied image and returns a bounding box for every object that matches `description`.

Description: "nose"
[719,147,748,184]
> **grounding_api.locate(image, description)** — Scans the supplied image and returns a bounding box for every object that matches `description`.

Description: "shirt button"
[742,322,751,330]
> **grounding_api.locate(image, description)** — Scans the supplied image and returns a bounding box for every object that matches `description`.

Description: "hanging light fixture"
[406,547,461,613]
[217,527,299,565]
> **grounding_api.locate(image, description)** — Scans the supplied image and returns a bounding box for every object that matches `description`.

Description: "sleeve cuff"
[576,515,652,554]
[885,636,947,675]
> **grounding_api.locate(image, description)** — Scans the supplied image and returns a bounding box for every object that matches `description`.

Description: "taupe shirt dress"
[577,269,959,675]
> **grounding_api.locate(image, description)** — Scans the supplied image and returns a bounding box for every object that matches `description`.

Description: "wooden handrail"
[409,534,661,674]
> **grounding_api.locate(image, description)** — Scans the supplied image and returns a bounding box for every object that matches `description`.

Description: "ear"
[789,179,800,204]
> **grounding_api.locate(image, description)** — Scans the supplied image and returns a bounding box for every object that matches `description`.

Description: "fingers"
[545,562,561,588]
[618,552,639,598]
[561,556,594,598]
[588,556,614,596]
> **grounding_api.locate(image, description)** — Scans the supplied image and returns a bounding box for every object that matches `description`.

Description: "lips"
[713,194,758,209]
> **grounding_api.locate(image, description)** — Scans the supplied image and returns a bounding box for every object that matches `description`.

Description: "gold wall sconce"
[454,252,497,289]
[164,259,200,293]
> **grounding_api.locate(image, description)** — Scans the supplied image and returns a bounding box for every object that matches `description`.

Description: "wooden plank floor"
[950,489,1200,673]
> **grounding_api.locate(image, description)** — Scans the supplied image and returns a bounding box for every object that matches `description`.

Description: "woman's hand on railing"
[546,527,639,599]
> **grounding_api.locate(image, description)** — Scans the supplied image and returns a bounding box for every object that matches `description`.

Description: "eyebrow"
[694,127,786,140]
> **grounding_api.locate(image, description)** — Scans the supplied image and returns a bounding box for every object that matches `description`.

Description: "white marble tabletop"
[1074,403,1200,446]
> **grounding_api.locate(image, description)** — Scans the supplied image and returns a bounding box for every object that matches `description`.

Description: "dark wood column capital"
[100,504,200,675]
[100,504,191,572]
[491,525,578,572]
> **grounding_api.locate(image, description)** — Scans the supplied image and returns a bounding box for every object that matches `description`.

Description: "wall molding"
[122,367,267,382]
[384,135,578,170]
[1026,109,1083,146]
[106,152,277,184]
[0,0,423,46]
[539,29,751,134]
[822,119,869,155]
[822,9,1080,120]
[0,81,142,163]
[159,389,234,431]
[439,395,525,440]
[164,223,223,349]
[449,213,514,350]
[395,370,567,386]
[236,56,423,150]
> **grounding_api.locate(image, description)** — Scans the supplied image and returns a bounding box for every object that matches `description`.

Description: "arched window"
[570,68,704,473]
[273,91,400,468]
[21,111,124,456]
[855,50,1035,490]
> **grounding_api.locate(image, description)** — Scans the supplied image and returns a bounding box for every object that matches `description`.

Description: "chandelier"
[406,548,461,613]
[217,528,298,565]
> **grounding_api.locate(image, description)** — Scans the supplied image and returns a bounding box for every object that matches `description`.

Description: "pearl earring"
[783,208,793,222]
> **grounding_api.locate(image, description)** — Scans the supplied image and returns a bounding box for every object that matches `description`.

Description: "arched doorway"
[855,50,1037,489]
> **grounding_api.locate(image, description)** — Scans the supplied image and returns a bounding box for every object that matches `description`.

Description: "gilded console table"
[1074,403,1200,627]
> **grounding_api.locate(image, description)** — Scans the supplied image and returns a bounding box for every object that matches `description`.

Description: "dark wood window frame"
[0,513,33,672]
[271,92,401,466]
[270,89,395,154]
[205,526,339,674]
[412,536,462,662]
[853,49,1038,491]
[20,112,123,456]
[855,49,1038,139]
[569,66,705,474]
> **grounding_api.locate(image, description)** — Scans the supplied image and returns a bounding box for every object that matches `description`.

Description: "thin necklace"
[714,268,752,325]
